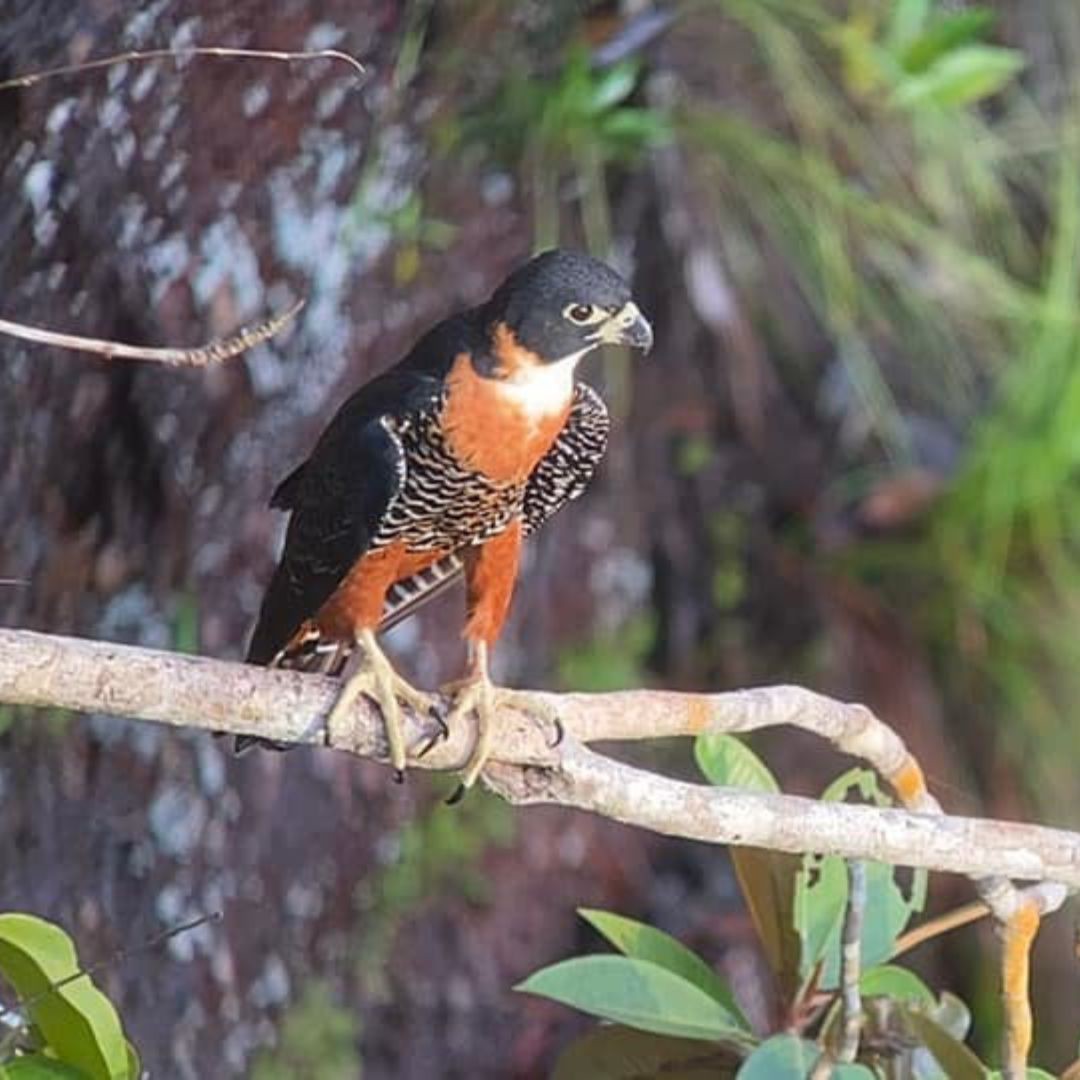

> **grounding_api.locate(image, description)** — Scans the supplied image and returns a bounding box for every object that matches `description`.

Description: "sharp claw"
[393,768,406,784]
[549,716,565,748]
[445,783,467,807]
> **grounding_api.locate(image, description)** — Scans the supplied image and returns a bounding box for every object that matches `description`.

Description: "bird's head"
[482,249,653,373]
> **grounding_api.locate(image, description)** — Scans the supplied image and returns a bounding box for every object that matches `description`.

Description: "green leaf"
[516,956,750,1043]
[860,964,935,1005]
[901,10,996,73]
[887,0,930,51]
[696,735,799,995]
[731,849,802,999]
[694,735,779,793]
[3,1058,90,1079]
[589,62,640,114]
[821,767,891,806]
[578,909,748,1028]
[736,1035,819,1078]
[794,854,847,979]
[553,1026,743,1080]
[798,857,926,987]
[892,45,1025,109]
[903,1009,988,1080]
[0,914,131,1080]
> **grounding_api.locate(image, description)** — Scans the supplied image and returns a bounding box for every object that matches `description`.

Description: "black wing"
[246,355,478,667]
[377,381,610,633]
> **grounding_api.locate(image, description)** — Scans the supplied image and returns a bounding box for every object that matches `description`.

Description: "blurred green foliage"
[354,788,513,998]
[250,980,361,1080]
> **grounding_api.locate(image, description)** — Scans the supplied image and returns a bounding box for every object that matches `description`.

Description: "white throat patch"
[494,348,591,422]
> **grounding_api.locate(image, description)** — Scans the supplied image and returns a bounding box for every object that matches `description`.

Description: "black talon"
[416,709,450,759]
[549,716,565,748]
[445,783,467,806]
[393,768,406,784]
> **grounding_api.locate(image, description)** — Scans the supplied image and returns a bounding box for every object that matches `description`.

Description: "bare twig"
[0,298,304,366]
[837,861,866,1063]
[0,46,365,93]
[0,911,221,1028]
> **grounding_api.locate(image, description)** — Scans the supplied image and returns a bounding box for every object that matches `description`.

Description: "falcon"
[240,250,653,797]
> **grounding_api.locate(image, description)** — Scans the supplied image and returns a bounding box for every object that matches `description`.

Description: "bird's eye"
[565,303,597,324]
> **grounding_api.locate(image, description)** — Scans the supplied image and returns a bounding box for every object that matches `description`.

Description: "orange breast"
[441,332,573,485]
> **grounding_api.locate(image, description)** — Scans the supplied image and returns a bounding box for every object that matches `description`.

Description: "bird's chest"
[373,358,573,553]
[440,352,574,483]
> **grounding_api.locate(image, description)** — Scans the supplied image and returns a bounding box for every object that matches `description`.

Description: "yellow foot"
[326,629,434,779]
[442,671,563,804]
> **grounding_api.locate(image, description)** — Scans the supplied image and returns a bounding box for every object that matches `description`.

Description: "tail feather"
[379,553,463,633]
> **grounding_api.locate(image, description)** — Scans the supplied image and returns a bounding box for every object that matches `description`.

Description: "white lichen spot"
[193,214,263,314]
[242,81,271,118]
[107,61,130,92]
[46,262,67,291]
[22,160,54,216]
[149,785,208,858]
[98,95,128,134]
[160,151,187,190]
[118,195,147,249]
[45,98,77,137]
[131,65,159,103]
[33,211,59,248]
[143,131,166,162]
[146,234,191,300]
[125,0,172,46]
[305,22,346,50]
[316,80,351,121]
[249,955,290,1008]
[170,16,202,54]
[114,130,137,170]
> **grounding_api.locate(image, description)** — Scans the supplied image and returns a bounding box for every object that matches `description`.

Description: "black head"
[482,249,653,363]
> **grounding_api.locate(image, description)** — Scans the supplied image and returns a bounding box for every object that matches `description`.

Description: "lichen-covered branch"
[1,628,1078,893]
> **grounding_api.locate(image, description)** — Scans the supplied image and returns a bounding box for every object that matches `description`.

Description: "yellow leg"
[443,642,563,803]
[326,629,432,779]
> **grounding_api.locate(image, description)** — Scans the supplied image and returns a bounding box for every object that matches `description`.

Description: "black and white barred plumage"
[379,381,609,630]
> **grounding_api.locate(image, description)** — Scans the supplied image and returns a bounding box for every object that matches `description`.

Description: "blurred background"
[2,0,1079,1075]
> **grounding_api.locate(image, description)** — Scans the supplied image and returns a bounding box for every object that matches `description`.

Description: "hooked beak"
[595,301,654,353]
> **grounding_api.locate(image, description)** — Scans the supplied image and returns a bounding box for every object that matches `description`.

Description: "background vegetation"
[1,0,1078,1075]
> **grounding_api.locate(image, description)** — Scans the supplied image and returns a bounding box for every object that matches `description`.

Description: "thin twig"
[837,860,866,1063]
[0,911,220,1028]
[0,298,304,366]
[0,46,365,93]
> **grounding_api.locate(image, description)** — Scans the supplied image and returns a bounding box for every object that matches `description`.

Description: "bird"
[239,249,653,797]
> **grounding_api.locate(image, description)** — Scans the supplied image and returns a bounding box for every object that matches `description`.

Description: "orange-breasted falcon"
[239,249,653,795]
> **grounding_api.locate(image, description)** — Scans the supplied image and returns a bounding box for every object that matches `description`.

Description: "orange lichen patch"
[888,756,929,808]
[442,350,572,484]
[317,540,447,637]
[463,519,523,645]
[685,696,711,735]
[1001,898,1041,1063]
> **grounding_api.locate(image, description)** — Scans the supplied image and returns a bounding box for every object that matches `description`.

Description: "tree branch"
[1,628,1078,892]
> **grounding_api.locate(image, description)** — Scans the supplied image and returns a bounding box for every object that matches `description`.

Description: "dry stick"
[0,46,365,93]
[0,298,304,366]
